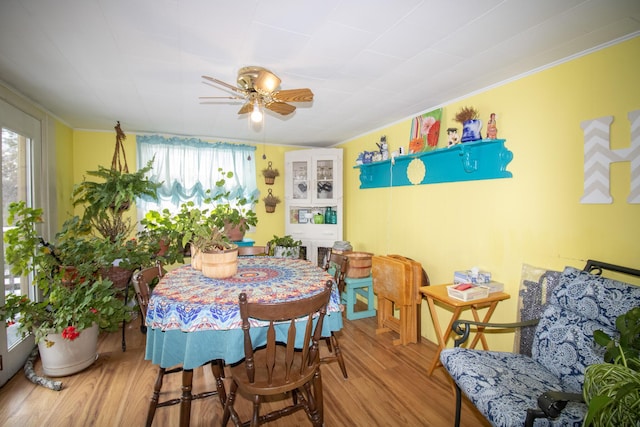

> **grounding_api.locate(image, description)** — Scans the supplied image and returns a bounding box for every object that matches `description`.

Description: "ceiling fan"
[200,66,314,121]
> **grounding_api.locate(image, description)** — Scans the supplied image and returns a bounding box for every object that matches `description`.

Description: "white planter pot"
[273,246,300,259]
[38,323,99,377]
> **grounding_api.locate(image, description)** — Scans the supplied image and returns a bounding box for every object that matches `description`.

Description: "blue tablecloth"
[145,257,343,369]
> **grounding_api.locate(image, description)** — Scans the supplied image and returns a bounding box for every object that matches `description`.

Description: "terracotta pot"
[38,323,99,377]
[265,204,276,213]
[224,220,246,242]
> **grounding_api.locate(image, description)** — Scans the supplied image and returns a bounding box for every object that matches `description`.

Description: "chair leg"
[330,332,348,379]
[146,367,166,427]
[122,281,130,352]
[251,394,261,427]
[210,359,227,407]
[310,368,324,427]
[180,369,194,427]
[222,381,240,427]
[454,382,462,427]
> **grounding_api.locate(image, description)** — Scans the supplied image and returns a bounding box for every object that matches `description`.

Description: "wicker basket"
[345,252,373,278]
[101,266,134,289]
[201,247,238,279]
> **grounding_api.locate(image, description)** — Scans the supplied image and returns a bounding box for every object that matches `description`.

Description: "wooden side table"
[420,284,510,375]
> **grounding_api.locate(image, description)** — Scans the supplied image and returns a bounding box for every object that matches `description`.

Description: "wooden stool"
[342,275,376,320]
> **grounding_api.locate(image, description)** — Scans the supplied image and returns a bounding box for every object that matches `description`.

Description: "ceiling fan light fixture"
[250,100,263,123]
[254,70,281,92]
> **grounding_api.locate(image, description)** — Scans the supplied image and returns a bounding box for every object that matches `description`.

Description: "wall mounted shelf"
[354,139,513,189]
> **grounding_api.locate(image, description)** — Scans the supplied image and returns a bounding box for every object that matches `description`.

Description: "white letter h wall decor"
[580,110,640,204]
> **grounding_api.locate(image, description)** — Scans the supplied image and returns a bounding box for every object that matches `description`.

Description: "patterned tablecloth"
[145,257,343,368]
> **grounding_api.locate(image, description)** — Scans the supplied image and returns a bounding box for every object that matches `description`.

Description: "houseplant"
[262,189,281,213]
[583,306,640,426]
[139,208,189,265]
[261,162,279,185]
[208,169,258,241]
[267,234,302,259]
[1,202,128,376]
[71,159,161,242]
[189,215,238,279]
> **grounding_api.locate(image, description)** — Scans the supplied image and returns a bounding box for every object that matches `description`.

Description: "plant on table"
[267,234,302,258]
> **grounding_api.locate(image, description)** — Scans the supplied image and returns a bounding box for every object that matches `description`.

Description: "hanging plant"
[261,161,279,185]
[262,189,281,213]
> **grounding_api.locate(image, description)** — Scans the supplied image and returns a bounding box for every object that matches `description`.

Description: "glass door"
[290,160,310,202]
[0,98,42,387]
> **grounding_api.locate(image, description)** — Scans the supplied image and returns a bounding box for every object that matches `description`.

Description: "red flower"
[90,308,98,314]
[61,325,80,341]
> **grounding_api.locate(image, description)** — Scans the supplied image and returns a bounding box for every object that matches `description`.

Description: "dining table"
[145,256,343,369]
[144,256,342,426]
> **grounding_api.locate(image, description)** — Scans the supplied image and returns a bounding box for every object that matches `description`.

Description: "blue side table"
[342,275,376,320]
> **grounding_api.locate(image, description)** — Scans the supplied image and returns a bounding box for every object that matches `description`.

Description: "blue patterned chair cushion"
[551,267,640,329]
[439,349,586,426]
[440,266,640,427]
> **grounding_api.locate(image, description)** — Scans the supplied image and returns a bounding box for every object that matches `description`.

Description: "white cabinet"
[285,148,343,267]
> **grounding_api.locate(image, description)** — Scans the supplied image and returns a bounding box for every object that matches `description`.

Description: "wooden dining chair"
[322,252,349,378]
[221,281,332,427]
[133,263,227,427]
[237,245,267,256]
[132,261,166,333]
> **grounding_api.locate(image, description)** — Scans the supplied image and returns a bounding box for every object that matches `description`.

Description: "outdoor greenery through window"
[136,135,258,220]
[2,128,33,349]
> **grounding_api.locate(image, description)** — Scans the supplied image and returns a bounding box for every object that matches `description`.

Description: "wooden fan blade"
[238,102,253,115]
[202,75,244,93]
[266,101,296,115]
[272,88,314,103]
[254,70,281,92]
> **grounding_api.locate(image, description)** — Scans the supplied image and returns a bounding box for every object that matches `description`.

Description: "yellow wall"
[339,36,640,349]
[53,121,74,227]
[60,37,639,350]
[70,130,294,247]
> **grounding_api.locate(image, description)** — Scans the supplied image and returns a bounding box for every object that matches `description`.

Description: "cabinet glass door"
[314,159,334,202]
[291,161,308,200]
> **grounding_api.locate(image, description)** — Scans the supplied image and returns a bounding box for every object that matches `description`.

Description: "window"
[136,135,258,217]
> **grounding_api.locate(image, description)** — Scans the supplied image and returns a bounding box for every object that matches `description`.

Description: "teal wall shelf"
[354,139,513,189]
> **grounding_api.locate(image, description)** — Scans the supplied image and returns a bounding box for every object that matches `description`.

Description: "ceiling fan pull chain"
[111,121,129,173]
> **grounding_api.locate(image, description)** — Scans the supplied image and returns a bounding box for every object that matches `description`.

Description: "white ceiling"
[1,0,639,147]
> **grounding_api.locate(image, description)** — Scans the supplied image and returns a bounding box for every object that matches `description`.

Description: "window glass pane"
[2,128,32,349]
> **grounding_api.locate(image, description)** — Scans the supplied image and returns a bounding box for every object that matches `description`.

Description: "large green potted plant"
[71,159,161,242]
[583,306,640,426]
[72,159,162,286]
[207,169,258,242]
[1,202,128,376]
[188,209,238,279]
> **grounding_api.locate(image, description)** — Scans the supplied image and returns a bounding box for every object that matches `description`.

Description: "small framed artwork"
[298,209,309,224]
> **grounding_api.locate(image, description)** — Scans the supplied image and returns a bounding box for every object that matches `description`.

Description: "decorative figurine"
[486,113,498,139]
[376,135,389,160]
[447,128,460,147]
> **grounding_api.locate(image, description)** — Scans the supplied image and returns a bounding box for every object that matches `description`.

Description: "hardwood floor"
[0,313,490,426]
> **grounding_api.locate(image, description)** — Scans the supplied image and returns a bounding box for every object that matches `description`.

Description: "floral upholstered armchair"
[440,260,640,427]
